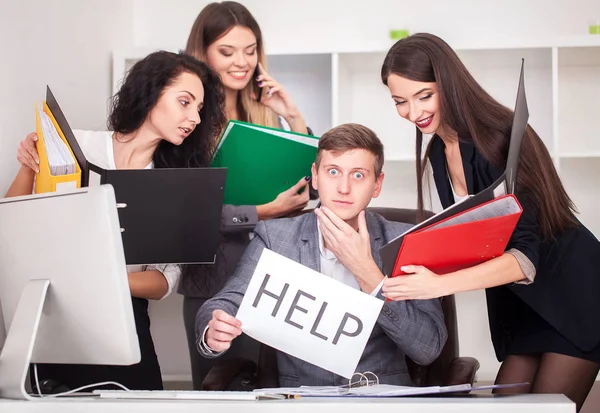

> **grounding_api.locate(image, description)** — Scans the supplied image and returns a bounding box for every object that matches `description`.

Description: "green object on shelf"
[590,25,600,35]
[390,29,409,40]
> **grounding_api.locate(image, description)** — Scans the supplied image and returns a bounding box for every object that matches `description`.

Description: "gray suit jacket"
[195,211,447,387]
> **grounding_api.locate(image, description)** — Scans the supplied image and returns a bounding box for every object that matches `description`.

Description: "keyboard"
[93,390,284,400]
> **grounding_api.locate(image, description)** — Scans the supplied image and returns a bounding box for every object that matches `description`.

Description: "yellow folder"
[34,101,81,193]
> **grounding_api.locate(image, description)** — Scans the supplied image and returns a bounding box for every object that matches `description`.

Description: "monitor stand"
[0,279,50,400]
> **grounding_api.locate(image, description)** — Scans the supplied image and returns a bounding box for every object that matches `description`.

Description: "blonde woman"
[179,1,315,389]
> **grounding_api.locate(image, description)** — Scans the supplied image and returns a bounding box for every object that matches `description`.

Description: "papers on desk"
[255,382,529,397]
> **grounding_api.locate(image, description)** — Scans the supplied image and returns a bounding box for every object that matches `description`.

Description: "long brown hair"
[381,33,577,239]
[185,1,279,130]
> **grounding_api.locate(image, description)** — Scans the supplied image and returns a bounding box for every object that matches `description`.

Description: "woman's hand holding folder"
[382,266,446,301]
[16,132,40,173]
[5,132,40,198]
[257,176,310,220]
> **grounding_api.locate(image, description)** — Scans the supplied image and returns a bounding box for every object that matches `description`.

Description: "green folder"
[211,120,319,205]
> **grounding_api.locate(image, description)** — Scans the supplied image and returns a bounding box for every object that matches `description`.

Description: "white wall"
[133,0,600,52]
[0,0,134,193]
[0,0,134,357]
[2,0,600,385]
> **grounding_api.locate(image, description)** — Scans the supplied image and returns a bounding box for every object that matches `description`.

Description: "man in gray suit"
[196,123,447,387]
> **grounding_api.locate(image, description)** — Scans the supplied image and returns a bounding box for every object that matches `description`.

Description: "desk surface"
[0,394,574,413]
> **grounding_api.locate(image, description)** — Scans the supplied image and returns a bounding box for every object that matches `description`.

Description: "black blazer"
[429,135,600,360]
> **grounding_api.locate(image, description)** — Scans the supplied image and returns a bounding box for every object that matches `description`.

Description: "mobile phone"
[254,65,262,102]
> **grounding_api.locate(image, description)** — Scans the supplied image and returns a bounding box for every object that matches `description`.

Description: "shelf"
[113,37,600,69]
[112,40,600,163]
[557,46,600,154]
[554,35,600,48]
[387,151,600,162]
[267,53,332,136]
[559,158,600,238]
[330,35,600,56]
[560,152,600,159]
[386,157,416,162]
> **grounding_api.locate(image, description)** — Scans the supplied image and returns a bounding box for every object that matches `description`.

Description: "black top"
[428,135,600,359]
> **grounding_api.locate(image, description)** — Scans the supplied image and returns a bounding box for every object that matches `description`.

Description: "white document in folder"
[38,108,76,176]
[255,382,529,397]
[423,195,520,232]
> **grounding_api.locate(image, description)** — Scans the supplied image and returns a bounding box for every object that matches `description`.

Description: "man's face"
[312,149,384,223]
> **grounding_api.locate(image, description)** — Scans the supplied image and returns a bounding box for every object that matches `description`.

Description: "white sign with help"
[236,248,384,378]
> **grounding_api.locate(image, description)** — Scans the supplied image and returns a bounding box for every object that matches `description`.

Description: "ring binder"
[347,371,379,389]
[117,203,127,233]
[34,98,82,194]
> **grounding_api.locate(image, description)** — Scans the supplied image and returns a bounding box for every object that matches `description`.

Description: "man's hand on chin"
[314,206,384,293]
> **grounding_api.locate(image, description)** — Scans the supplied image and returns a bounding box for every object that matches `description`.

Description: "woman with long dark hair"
[380,33,600,412]
[6,50,226,391]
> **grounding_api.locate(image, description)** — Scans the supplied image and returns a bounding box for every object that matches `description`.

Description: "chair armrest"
[201,357,258,391]
[444,357,480,386]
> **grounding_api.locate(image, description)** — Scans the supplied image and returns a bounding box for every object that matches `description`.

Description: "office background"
[0,0,599,408]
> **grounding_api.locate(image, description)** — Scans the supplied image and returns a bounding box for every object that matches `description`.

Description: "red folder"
[390,194,523,277]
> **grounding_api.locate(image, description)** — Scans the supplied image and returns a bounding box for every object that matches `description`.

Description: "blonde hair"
[185,1,279,131]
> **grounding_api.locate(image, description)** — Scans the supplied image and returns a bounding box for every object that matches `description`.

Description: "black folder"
[46,86,226,265]
[89,164,226,265]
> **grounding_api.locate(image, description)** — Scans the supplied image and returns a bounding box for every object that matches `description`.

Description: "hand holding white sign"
[236,248,384,378]
[206,309,243,352]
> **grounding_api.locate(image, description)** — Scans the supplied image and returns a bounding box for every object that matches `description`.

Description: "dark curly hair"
[108,50,226,168]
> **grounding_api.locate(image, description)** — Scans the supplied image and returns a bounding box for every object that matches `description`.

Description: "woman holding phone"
[180,1,315,390]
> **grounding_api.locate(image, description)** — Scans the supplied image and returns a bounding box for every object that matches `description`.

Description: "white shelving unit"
[555,43,600,236]
[113,35,600,235]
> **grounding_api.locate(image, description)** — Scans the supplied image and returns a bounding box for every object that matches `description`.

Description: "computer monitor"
[0,185,140,400]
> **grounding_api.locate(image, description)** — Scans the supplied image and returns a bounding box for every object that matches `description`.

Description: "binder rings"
[211,120,318,205]
[380,59,530,276]
[34,88,82,193]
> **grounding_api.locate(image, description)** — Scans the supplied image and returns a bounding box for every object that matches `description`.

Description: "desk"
[0,394,575,412]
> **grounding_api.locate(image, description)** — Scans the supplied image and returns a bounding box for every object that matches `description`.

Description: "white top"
[316,223,384,295]
[446,173,469,204]
[316,223,362,290]
[73,129,180,299]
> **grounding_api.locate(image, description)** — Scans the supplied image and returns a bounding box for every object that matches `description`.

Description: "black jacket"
[429,135,600,360]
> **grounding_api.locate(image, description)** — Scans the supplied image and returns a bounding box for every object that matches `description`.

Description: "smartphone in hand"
[254,65,262,102]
